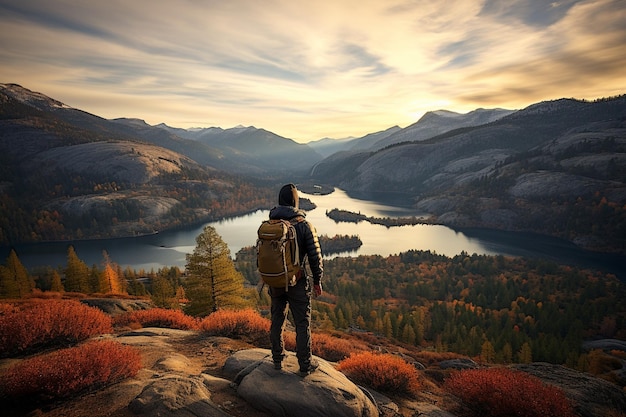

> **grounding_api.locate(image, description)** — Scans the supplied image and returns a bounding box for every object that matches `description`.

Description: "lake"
[2,188,624,279]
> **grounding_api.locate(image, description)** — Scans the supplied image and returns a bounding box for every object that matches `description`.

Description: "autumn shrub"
[0,300,113,357]
[443,367,575,417]
[284,330,296,350]
[199,309,270,342]
[0,340,141,402]
[337,351,421,395]
[413,350,465,366]
[30,289,62,299]
[114,308,199,330]
[312,333,368,362]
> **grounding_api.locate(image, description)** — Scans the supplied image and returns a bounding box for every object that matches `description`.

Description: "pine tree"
[127,275,147,296]
[101,251,126,294]
[480,340,496,363]
[0,265,19,298]
[0,250,33,298]
[184,226,249,316]
[151,275,175,308]
[64,246,91,293]
[518,342,533,364]
[50,270,64,293]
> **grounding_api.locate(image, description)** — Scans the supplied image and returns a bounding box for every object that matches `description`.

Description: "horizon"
[1,0,625,143]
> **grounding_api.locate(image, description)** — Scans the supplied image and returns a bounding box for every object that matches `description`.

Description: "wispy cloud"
[0,0,624,141]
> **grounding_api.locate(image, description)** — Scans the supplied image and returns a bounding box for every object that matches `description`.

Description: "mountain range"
[1,83,624,256]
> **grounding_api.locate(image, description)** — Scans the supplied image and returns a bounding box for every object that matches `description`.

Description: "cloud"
[0,0,624,141]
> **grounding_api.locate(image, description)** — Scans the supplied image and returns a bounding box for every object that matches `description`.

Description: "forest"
[236,247,626,371]
[1,238,625,378]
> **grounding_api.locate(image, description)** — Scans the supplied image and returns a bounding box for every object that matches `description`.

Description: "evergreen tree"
[480,340,496,363]
[50,270,64,293]
[518,342,533,364]
[91,265,104,293]
[184,226,249,316]
[0,250,33,298]
[64,246,91,293]
[101,251,126,294]
[127,275,147,296]
[151,275,176,308]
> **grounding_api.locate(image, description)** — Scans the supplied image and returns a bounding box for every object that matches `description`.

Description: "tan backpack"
[256,218,302,290]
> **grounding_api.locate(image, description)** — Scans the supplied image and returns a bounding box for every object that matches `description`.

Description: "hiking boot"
[273,361,282,370]
[298,359,319,376]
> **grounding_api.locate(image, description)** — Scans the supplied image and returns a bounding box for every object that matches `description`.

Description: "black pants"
[269,277,312,369]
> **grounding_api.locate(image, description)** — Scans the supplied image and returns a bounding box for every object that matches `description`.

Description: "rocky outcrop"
[30,141,195,184]
[225,349,379,417]
[129,373,231,417]
[81,298,153,316]
[512,362,626,417]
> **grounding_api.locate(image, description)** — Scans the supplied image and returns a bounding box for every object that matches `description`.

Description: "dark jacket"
[269,205,323,285]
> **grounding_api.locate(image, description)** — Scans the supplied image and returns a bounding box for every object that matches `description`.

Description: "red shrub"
[0,340,141,402]
[312,333,368,362]
[114,308,199,330]
[0,300,113,357]
[199,309,270,340]
[443,367,575,417]
[337,351,421,395]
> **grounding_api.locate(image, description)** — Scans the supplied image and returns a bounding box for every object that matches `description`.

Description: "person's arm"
[302,221,323,296]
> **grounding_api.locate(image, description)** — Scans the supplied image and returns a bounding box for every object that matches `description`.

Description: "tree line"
[3,232,624,372]
[234,247,625,370]
[0,226,256,317]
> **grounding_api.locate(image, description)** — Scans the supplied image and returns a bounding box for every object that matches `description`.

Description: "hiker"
[268,183,323,376]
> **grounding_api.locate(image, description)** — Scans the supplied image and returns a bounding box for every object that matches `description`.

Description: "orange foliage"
[0,340,141,402]
[280,331,369,362]
[114,308,199,330]
[312,333,369,362]
[0,300,113,357]
[443,367,575,417]
[284,330,296,351]
[337,351,420,395]
[199,309,270,341]
[413,350,466,366]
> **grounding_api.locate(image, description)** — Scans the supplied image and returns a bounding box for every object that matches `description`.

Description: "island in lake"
[325,208,435,227]
[318,234,362,255]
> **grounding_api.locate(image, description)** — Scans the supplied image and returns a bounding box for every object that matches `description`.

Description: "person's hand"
[313,284,323,298]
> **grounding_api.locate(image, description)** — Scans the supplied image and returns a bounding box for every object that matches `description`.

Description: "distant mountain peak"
[427,109,462,118]
[112,117,150,127]
[0,83,72,111]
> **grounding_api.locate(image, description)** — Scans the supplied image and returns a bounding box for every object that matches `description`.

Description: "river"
[2,189,624,279]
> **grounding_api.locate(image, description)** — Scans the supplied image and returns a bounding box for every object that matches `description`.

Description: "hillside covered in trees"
[236,248,626,375]
[3,229,625,381]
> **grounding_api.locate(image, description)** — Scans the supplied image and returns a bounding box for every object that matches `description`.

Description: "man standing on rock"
[268,183,323,376]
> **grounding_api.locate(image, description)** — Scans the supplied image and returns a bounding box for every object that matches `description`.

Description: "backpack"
[256,217,303,290]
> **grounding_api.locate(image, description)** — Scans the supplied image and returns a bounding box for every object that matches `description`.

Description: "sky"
[0,0,625,143]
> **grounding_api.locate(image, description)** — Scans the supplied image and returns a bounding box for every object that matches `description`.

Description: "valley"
[1,84,625,258]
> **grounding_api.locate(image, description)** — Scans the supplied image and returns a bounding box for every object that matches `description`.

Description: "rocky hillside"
[362,108,514,151]
[4,298,624,417]
[0,84,278,244]
[311,96,626,254]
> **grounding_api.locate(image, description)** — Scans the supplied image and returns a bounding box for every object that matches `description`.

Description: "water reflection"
[1,189,624,279]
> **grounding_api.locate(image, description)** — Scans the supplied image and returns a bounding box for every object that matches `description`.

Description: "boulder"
[513,362,626,417]
[80,298,152,315]
[582,338,626,351]
[128,374,231,417]
[226,349,379,417]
